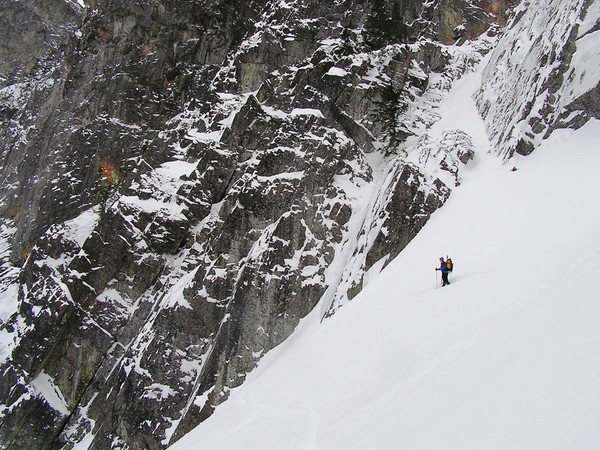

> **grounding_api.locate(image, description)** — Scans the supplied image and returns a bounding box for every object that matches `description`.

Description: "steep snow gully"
[170,38,600,450]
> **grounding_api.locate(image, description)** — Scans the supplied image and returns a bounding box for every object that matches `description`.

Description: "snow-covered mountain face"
[0,0,597,448]
[475,0,600,158]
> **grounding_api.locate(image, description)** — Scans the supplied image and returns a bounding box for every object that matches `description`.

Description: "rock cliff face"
[0,0,523,448]
[475,0,600,158]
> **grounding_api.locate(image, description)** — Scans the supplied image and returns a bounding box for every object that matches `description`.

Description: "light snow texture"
[31,372,69,416]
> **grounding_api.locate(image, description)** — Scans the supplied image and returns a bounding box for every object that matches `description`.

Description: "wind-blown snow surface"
[170,72,600,449]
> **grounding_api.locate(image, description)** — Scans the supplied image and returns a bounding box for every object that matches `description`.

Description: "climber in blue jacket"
[435,256,450,286]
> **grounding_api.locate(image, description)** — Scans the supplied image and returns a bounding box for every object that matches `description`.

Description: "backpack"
[446,258,453,272]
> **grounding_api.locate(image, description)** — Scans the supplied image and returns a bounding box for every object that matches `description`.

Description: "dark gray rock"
[365,164,450,273]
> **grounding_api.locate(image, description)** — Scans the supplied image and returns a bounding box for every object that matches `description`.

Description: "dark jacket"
[437,261,448,274]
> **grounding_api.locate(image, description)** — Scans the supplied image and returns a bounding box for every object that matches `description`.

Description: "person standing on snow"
[436,256,450,287]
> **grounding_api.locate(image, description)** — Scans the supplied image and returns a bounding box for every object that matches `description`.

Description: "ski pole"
[435,269,438,289]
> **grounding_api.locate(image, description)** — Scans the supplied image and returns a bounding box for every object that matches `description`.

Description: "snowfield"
[169,64,600,449]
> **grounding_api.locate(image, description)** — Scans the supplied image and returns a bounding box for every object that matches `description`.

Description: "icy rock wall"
[475,0,600,159]
[0,0,511,449]
[0,0,263,264]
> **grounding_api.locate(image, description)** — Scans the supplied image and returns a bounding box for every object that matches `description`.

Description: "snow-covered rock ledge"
[476,0,600,159]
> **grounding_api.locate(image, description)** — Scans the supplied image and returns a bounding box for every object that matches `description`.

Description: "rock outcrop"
[475,0,600,158]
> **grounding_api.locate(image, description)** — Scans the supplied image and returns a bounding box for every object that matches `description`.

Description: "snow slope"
[169,63,600,449]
